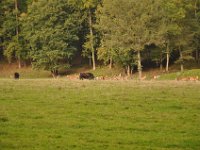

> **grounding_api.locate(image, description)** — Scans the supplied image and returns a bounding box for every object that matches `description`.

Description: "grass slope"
[159,69,200,80]
[0,80,200,150]
[0,64,51,79]
[0,64,124,79]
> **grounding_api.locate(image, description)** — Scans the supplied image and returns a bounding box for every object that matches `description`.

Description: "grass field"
[0,79,200,150]
[0,66,51,79]
[159,69,200,80]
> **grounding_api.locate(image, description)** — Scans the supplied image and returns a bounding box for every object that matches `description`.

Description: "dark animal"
[79,73,95,80]
[14,72,20,79]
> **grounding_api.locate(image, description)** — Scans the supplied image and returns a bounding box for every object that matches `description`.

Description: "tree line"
[0,0,200,78]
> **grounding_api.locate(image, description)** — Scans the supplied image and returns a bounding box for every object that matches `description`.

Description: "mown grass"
[0,80,200,150]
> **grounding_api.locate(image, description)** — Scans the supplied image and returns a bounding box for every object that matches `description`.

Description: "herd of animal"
[67,73,199,81]
[176,76,199,81]
[13,72,199,81]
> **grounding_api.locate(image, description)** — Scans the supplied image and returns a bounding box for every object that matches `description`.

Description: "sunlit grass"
[0,80,200,150]
[159,69,200,80]
[0,65,51,79]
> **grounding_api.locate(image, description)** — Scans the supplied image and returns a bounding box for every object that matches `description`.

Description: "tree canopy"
[0,0,199,77]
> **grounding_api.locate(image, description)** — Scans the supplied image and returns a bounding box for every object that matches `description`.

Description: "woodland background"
[0,0,200,78]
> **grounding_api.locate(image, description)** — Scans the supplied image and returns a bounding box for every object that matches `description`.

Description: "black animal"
[79,73,95,80]
[14,72,20,79]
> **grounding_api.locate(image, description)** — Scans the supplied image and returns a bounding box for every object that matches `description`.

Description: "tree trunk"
[88,9,96,70]
[18,59,22,69]
[179,49,184,72]
[109,57,112,69]
[137,51,142,80]
[51,70,58,78]
[160,51,163,71]
[160,63,163,71]
[166,43,170,72]
[7,59,12,64]
[194,0,199,64]
[130,68,133,75]
[24,61,27,67]
[181,63,184,72]
[196,49,199,64]
[89,58,92,66]
[127,65,130,77]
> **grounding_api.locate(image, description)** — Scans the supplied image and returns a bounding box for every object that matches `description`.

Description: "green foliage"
[97,0,161,76]
[82,0,100,9]
[0,0,29,64]
[0,0,200,73]
[23,0,81,74]
[90,66,124,77]
[82,34,93,58]
[3,39,20,62]
[1,0,18,61]
[81,0,101,70]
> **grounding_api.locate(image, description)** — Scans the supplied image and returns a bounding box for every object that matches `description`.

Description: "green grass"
[159,69,200,80]
[0,80,200,150]
[66,65,125,78]
[90,66,125,77]
[0,64,124,79]
[0,66,51,79]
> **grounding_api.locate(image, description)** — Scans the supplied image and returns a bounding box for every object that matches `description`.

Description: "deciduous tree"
[23,0,81,77]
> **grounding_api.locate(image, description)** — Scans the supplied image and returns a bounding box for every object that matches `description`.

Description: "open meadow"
[0,79,200,150]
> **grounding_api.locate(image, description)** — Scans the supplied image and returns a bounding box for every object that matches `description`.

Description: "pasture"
[0,79,200,150]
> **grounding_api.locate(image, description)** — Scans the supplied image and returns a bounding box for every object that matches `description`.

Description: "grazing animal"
[79,73,95,80]
[153,75,160,79]
[189,76,199,81]
[141,75,146,80]
[176,76,199,81]
[96,76,105,80]
[66,75,79,80]
[14,72,20,79]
